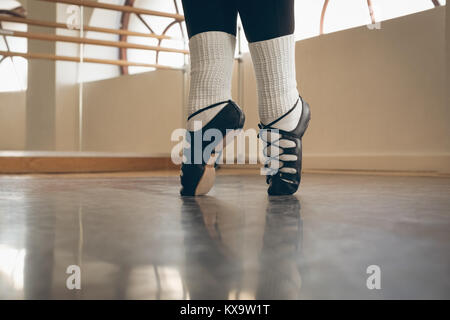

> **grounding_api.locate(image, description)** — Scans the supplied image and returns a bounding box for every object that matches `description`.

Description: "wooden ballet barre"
[0,50,181,69]
[37,0,184,21]
[0,29,189,54]
[0,15,180,41]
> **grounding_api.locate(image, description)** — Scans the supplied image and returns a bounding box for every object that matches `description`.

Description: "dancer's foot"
[180,100,245,196]
[259,96,311,196]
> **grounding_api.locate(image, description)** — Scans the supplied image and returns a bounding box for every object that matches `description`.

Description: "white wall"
[0,91,26,150]
[81,68,184,154]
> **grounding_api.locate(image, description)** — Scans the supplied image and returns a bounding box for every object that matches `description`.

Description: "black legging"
[181,0,295,43]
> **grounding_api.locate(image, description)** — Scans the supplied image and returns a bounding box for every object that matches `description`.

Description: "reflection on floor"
[0,171,449,299]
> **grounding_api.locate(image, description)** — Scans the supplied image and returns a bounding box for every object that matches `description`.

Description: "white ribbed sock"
[186,31,236,129]
[249,34,301,131]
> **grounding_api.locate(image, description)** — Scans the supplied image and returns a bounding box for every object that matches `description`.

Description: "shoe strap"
[187,100,231,121]
[258,96,300,129]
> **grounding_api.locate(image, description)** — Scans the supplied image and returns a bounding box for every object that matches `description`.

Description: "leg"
[238,0,311,195]
[237,0,299,128]
[237,0,295,43]
[182,0,238,39]
[180,0,246,196]
[182,0,238,118]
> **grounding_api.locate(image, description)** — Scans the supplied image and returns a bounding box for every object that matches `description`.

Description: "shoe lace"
[258,123,299,184]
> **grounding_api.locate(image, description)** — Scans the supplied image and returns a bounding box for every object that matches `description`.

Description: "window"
[0,0,27,92]
[0,0,446,90]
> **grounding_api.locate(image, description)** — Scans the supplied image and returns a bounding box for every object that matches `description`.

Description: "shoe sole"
[194,128,242,196]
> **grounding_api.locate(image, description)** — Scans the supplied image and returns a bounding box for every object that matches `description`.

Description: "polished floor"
[0,171,449,299]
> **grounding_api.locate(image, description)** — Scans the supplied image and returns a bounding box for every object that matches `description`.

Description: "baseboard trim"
[302,153,450,174]
[1,152,449,175]
[0,152,179,173]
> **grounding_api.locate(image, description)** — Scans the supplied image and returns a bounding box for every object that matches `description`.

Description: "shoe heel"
[194,165,216,196]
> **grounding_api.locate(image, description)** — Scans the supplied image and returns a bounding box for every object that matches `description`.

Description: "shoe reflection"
[181,195,303,300]
[181,197,242,300]
[256,196,303,299]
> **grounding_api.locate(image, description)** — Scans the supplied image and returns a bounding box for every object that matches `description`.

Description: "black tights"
[181,0,295,43]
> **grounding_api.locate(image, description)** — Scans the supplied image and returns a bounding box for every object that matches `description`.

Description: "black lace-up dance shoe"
[180,100,245,196]
[258,97,311,196]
